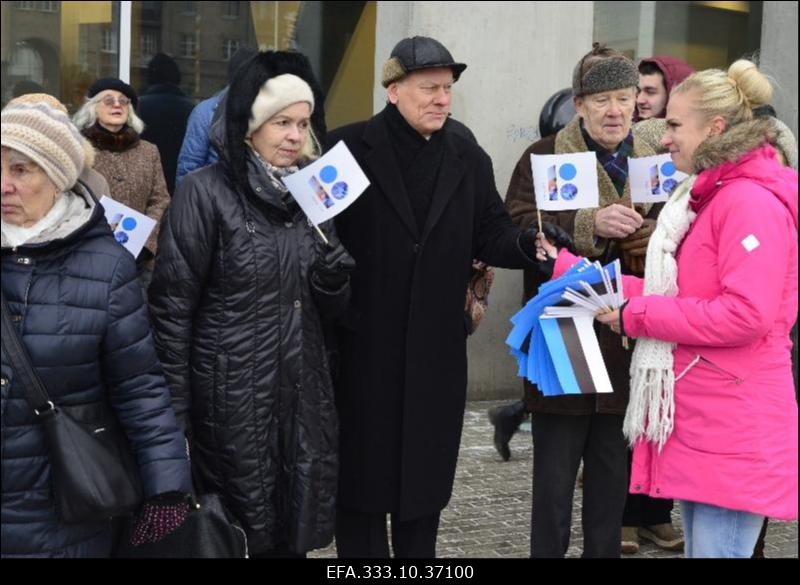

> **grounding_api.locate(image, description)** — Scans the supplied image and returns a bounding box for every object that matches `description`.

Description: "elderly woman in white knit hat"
[1,94,192,557]
[148,51,354,558]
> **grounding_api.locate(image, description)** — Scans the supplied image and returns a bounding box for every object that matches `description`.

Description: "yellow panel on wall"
[326,1,376,131]
[60,1,112,65]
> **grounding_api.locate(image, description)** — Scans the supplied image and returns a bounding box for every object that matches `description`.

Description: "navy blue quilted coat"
[0,185,191,557]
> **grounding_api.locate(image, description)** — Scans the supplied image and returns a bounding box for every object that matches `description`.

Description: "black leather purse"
[1,290,143,524]
[115,493,248,558]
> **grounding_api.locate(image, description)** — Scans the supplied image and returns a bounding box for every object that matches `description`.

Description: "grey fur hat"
[572,43,639,97]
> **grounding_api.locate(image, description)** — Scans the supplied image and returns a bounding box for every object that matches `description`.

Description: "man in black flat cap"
[328,36,551,558]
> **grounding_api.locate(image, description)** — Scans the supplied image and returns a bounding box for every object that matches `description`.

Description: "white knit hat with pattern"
[247,73,315,137]
[1,95,85,192]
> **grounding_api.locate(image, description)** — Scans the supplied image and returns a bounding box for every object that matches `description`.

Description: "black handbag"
[0,290,143,524]
[115,493,248,558]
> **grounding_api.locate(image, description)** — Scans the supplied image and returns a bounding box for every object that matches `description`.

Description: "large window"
[1,1,120,112]
[594,1,763,70]
[2,1,376,129]
[128,1,375,129]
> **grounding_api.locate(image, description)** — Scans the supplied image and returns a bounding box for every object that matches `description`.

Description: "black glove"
[517,227,556,280]
[518,222,574,258]
[129,492,191,546]
[541,222,575,254]
[310,241,356,291]
[136,248,154,268]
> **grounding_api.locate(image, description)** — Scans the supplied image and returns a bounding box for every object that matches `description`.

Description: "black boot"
[487,400,528,461]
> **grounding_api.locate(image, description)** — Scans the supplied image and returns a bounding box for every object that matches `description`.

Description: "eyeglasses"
[99,96,131,107]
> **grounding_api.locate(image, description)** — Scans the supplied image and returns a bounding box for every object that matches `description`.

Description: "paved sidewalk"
[312,400,798,558]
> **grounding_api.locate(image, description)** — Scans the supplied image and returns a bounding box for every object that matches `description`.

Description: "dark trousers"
[622,450,673,526]
[530,412,627,558]
[335,508,440,558]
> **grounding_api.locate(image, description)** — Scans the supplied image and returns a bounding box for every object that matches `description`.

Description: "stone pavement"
[312,400,798,558]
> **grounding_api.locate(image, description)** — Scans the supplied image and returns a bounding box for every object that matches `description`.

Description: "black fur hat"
[224,50,326,195]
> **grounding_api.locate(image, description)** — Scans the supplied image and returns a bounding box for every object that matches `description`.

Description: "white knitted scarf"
[624,175,697,450]
[1,192,70,247]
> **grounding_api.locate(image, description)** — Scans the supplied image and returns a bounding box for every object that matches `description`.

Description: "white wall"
[374,1,594,399]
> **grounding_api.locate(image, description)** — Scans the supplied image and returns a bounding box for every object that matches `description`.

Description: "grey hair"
[72,96,145,134]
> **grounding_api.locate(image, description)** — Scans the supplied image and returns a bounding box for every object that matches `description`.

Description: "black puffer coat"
[149,149,346,554]
[1,184,191,558]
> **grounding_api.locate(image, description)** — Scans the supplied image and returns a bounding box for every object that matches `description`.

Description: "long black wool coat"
[330,110,536,520]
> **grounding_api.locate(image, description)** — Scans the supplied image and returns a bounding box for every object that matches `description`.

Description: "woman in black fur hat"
[149,51,353,557]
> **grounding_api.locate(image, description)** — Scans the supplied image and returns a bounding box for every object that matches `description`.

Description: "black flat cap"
[87,77,139,107]
[381,36,467,87]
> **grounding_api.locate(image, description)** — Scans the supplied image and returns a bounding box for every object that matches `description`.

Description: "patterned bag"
[464,260,495,335]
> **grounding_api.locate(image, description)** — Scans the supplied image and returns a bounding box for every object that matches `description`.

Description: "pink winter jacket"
[553,137,798,519]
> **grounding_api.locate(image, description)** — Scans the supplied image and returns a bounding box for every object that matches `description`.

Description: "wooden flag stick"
[537,208,543,234]
[313,223,329,246]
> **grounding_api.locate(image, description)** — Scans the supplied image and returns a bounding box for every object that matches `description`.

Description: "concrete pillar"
[374,1,594,399]
[637,1,656,59]
[761,1,798,139]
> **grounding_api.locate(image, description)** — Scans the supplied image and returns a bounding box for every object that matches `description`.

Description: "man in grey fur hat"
[505,43,664,558]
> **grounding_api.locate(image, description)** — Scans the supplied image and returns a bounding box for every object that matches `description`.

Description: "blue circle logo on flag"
[319,165,338,183]
[121,217,137,231]
[559,163,577,181]
[662,178,678,194]
[331,181,349,199]
[115,231,130,244]
[560,183,578,200]
[661,161,676,177]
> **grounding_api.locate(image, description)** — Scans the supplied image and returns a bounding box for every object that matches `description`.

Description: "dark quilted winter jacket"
[149,150,346,555]
[0,184,191,558]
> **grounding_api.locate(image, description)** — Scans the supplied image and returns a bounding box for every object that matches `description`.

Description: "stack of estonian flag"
[506,259,624,396]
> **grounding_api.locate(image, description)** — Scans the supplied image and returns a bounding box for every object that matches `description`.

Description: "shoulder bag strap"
[0,288,54,414]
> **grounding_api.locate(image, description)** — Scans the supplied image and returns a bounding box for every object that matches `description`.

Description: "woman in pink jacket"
[541,60,798,557]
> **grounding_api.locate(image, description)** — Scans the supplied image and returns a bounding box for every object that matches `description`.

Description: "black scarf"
[580,120,634,197]
[246,147,299,213]
[384,103,446,233]
[82,123,140,153]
